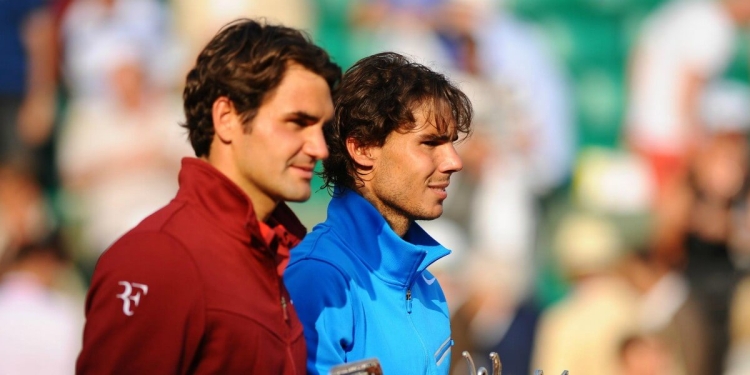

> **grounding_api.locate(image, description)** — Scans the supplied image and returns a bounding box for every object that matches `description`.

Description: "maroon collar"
[175,158,306,250]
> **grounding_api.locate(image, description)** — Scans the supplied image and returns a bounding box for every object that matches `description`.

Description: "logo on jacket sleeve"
[116,281,149,316]
[422,273,437,285]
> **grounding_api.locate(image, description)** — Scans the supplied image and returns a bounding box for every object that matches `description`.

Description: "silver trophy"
[462,351,568,375]
[329,358,383,375]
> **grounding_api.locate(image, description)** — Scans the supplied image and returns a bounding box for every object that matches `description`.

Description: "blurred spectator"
[449,251,540,375]
[618,76,750,373]
[60,0,177,99]
[56,40,190,263]
[621,252,712,375]
[0,162,56,267]
[57,0,188,265]
[170,0,314,70]
[701,81,750,269]
[423,68,549,375]
[626,0,750,266]
[626,0,750,192]
[532,213,639,375]
[450,78,537,276]
[686,80,750,247]
[350,0,452,70]
[466,2,574,197]
[725,275,750,375]
[663,79,750,373]
[0,0,57,172]
[0,232,83,375]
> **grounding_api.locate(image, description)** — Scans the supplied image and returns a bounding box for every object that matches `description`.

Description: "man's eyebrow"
[286,111,320,122]
[419,133,456,142]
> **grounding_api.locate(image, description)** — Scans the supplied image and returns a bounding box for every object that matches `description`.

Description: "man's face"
[365,103,463,225]
[231,64,333,208]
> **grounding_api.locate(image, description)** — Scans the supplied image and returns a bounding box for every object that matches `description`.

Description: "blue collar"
[324,188,451,287]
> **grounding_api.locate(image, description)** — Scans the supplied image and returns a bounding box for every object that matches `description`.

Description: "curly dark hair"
[181,19,342,157]
[322,52,473,192]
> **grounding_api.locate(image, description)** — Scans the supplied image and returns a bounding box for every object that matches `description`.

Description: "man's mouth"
[291,165,315,178]
[428,182,449,196]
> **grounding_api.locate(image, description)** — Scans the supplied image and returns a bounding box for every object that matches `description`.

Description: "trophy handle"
[462,351,477,375]
[489,352,501,375]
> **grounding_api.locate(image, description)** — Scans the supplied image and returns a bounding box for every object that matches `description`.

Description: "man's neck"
[355,187,411,237]
[383,213,410,238]
[243,187,277,223]
[201,156,277,223]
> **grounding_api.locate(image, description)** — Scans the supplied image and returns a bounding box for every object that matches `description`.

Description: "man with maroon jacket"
[76,19,341,374]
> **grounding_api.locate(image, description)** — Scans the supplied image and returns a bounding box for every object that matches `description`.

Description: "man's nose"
[306,127,329,161]
[440,144,463,173]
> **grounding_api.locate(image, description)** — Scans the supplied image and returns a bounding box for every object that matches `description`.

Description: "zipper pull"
[405,289,412,314]
[281,296,289,321]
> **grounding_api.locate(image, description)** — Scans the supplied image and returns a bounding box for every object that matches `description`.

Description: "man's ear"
[212,96,238,143]
[346,137,376,167]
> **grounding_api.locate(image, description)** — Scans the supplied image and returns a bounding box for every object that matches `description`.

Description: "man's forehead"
[409,101,458,135]
[268,65,334,117]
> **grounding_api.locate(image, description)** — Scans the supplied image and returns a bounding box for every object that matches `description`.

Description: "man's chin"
[413,208,444,221]
[283,190,312,203]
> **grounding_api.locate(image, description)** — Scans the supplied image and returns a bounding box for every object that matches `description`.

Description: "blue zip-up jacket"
[284,188,453,375]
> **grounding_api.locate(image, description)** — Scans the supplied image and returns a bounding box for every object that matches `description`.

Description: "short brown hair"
[181,19,341,157]
[322,52,473,191]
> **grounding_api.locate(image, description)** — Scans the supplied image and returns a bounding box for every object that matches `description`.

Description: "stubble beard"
[378,188,444,224]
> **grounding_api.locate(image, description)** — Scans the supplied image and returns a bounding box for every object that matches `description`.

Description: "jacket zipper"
[405,286,431,371]
[281,296,289,321]
[406,289,412,314]
[252,223,297,372]
[276,262,295,372]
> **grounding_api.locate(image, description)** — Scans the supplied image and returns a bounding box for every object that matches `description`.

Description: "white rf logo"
[116,281,149,316]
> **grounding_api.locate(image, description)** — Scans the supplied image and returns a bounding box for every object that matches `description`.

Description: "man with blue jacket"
[284,52,473,375]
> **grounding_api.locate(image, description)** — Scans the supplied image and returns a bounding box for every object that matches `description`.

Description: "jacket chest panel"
[200,252,286,318]
[186,234,300,333]
[350,282,452,374]
[188,245,305,374]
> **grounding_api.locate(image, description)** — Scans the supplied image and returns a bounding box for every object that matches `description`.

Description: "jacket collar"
[324,187,451,287]
[175,158,306,251]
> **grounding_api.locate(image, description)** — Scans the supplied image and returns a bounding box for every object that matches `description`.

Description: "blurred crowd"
[2,0,750,374]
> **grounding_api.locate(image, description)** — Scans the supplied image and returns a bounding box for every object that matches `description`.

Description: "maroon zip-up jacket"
[77,158,308,374]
